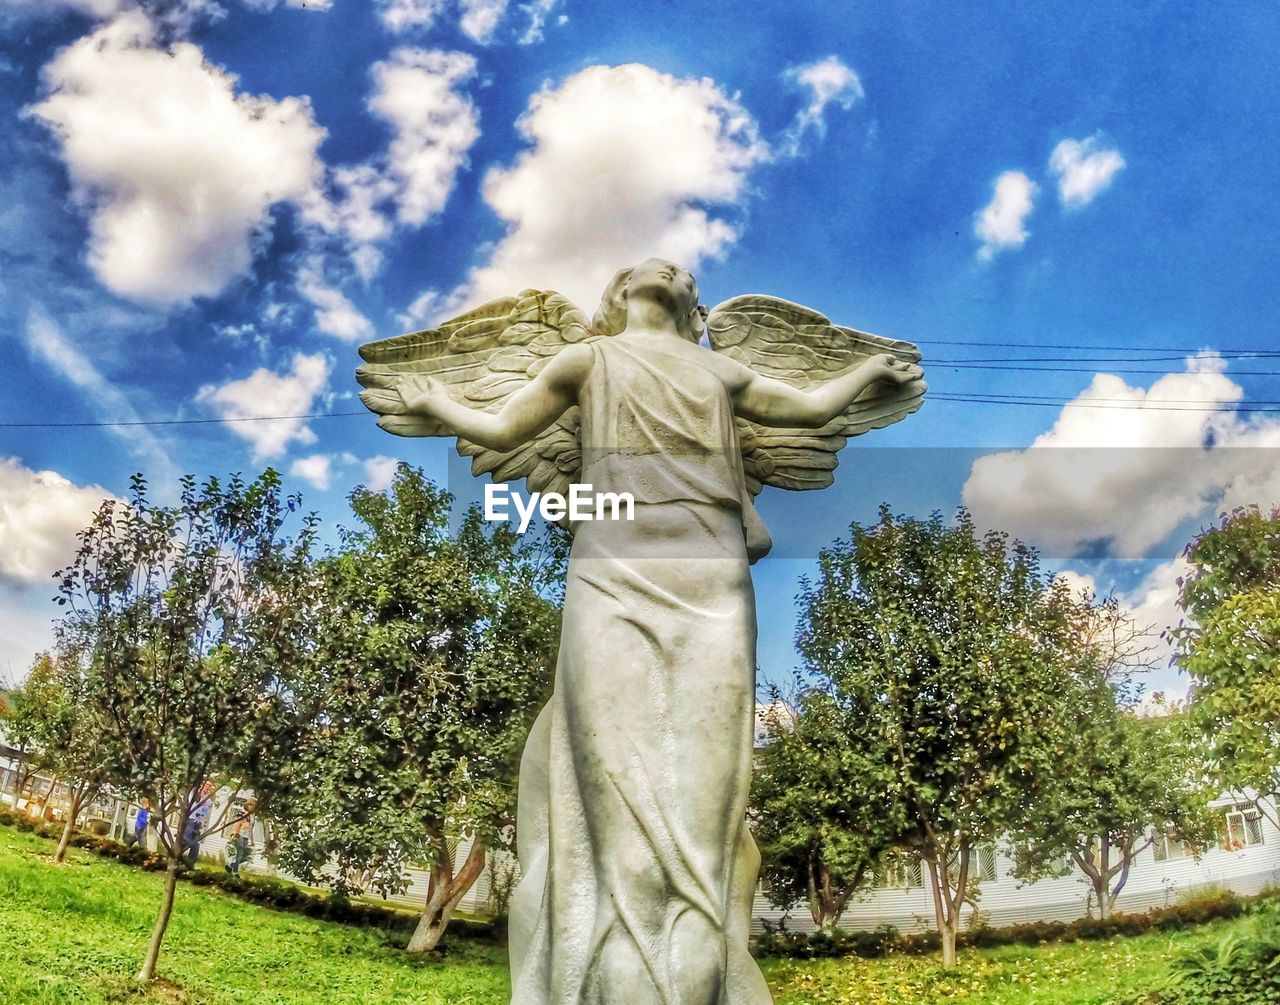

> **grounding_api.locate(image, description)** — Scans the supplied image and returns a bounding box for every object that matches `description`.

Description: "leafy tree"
[0,661,56,808]
[797,507,1078,968]
[8,649,114,862]
[751,690,900,932]
[1173,504,1280,829]
[275,464,563,954]
[1009,588,1217,918]
[1008,682,1216,918]
[56,471,318,982]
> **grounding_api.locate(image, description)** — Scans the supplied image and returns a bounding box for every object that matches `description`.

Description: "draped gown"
[508,335,773,1004]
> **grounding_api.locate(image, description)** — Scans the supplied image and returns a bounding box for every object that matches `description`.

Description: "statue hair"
[592,264,708,343]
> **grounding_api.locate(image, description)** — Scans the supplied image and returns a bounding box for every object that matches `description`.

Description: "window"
[1153,831,1189,862]
[876,859,924,889]
[1222,804,1265,850]
[968,844,998,884]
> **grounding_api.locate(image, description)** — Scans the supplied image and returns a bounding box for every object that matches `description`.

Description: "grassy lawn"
[0,822,1250,1003]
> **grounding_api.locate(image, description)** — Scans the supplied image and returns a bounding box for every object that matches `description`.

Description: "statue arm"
[396,344,593,450]
[731,353,925,428]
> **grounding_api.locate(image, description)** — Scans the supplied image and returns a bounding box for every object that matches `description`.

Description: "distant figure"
[225,799,256,876]
[125,798,150,849]
[182,781,215,867]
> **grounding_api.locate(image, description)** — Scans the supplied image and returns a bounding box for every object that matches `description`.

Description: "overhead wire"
[2,333,1278,428]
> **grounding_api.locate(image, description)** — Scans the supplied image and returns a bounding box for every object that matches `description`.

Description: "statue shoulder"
[540,340,596,388]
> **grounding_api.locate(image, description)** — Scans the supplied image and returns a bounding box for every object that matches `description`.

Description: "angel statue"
[356,258,925,1004]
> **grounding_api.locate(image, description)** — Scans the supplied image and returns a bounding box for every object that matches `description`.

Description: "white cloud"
[779,56,864,157]
[363,455,401,491]
[0,0,126,17]
[459,0,506,42]
[426,63,768,315]
[367,48,480,227]
[1049,135,1125,209]
[244,0,333,10]
[376,0,445,32]
[289,453,333,490]
[29,12,327,305]
[197,352,331,461]
[974,170,1037,260]
[0,456,115,585]
[963,354,1280,558]
[516,0,557,44]
[297,267,375,341]
[24,311,176,482]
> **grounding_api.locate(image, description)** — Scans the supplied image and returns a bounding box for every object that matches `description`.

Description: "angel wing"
[355,289,596,504]
[707,295,926,495]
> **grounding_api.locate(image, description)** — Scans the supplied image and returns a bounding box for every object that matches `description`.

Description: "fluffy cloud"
[0,0,126,17]
[459,0,506,42]
[362,454,400,491]
[779,56,864,157]
[197,352,331,460]
[375,0,445,32]
[296,268,375,341]
[1049,135,1126,209]
[974,170,1037,260]
[0,457,114,585]
[299,46,480,306]
[29,12,326,305]
[963,355,1280,558]
[289,453,333,490]
[367,48,480,226]
[433,64,768,313]
[244,0,333,10]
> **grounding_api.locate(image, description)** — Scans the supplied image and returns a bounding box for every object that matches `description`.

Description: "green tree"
[1009,686,1216,918]
[275,464,563,954]
[56,471,318,982]
[1009,590,1217,919]
[1173,504,1280,829]
[751,690,900,932]
[798,507,1077,968]
[8,648,114,862]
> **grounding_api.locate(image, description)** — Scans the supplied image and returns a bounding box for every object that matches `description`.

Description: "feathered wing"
[707,295,926,494]
[355,290,594,502]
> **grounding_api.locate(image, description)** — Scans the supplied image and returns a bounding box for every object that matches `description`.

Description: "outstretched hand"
[865,353,925,388]
[395,373,450,416]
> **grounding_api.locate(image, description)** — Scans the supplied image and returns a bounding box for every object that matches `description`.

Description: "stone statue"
[356,259,926,1004]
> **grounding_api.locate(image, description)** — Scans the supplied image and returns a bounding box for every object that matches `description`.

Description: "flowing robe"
[509,336,773,1004]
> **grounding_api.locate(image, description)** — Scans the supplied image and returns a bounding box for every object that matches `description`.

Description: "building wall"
[5,751,1276,935]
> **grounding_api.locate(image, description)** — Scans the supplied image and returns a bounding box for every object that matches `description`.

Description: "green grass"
[0,822,1260,1003]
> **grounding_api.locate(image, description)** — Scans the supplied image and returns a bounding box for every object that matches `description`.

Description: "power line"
[915,336,1279,354]
[928,353,1280,365]
[0,411,367,429]
[929,393,1280,413]
[928,363,1280,376]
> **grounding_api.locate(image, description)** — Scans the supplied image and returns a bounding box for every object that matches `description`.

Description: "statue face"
[629,257,698,316]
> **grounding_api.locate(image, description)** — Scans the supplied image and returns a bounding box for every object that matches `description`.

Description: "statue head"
[593,258,708,343]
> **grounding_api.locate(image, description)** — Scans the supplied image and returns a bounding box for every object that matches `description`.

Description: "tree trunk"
[55,815,75,862]
[54,788,87,863]
[138,860,180,982]
[1094,878,1110,920]
[406,839,487,955]
[940,920,958,969]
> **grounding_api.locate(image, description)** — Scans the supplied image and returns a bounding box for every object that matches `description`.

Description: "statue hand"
[396,373,449,416]
[864,353,925,387]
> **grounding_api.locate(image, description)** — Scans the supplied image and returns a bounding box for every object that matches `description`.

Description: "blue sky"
[1,0,1278,695]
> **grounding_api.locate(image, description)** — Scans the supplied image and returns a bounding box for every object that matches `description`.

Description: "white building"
[3,742,1277,935]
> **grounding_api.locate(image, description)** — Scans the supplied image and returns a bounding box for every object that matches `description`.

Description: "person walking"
[125,798,150,849]
[225,799,256,876]
[182,782,214,867]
